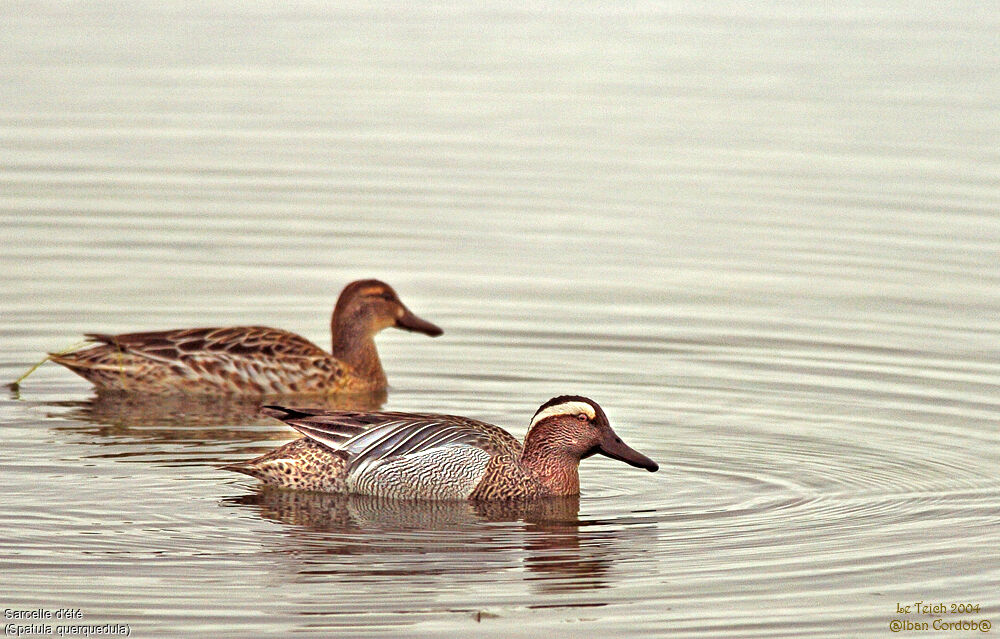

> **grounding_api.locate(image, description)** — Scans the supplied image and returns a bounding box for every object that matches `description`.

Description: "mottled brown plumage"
[48,279,442,395]
[227,396,659,500]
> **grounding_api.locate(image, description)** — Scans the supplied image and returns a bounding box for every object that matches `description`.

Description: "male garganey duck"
[48,279,442,395]
[227,396,659,500]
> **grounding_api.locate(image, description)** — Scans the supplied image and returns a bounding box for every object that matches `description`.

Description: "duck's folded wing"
[282,412,516,499]
[263,408,454,449]
[284,414,493,470]
[345,418,498,476]
[261,407,379,445]
[87,326,330,363]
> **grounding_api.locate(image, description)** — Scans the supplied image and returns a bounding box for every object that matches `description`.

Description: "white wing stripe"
[345,423,486,480]
[339,419,410,452]
[351,422,443,476]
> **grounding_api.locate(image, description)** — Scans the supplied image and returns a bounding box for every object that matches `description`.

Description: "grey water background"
[2,2,999,637]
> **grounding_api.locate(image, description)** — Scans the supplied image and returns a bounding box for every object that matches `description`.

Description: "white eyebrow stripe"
[529,401,596,427]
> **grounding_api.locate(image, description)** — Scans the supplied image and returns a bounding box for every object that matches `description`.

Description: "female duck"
[228,396,659,499]
[48,279,442,395]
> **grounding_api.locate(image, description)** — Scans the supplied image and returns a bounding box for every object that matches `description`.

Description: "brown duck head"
[521,395,658,496]
[332,279,443,341]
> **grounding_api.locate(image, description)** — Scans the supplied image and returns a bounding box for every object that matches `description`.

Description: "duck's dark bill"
[395,309,443,337]
[597,432,659,472]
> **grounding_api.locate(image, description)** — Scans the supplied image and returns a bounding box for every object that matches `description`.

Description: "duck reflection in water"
[48,389,386,447]
[227,487,656,593]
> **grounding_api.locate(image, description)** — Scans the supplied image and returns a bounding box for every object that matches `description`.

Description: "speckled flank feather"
[230,397,659,500]
[47,279,441,395]
[226,438,351,493]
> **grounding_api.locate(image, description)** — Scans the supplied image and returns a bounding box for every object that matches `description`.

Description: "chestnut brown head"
[525,395,659,471]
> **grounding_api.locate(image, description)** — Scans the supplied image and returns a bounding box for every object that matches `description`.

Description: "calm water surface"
[2,2,999,637]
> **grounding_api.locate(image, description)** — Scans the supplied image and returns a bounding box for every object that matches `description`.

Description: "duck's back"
[49,326,343,394]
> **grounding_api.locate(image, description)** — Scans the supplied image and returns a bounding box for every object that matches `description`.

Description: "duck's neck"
[520,430,581,497]
[331,319,386,389]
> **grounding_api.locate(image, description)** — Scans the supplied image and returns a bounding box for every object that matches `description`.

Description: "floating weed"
[8,340,89,390]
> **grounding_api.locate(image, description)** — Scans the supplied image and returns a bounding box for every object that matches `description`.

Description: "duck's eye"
[576,413,589,422]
